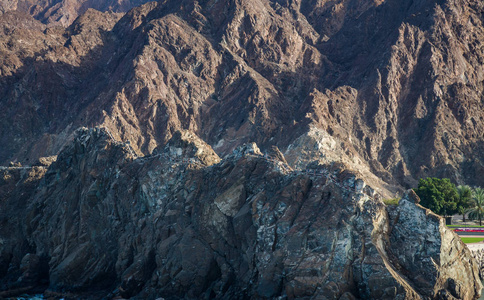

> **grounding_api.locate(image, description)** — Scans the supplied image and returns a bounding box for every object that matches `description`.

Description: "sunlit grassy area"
[460,237,484,244]
[447,225,484,228]
[383,198,400,206]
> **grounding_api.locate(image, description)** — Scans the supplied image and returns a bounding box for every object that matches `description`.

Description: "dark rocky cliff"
[0,128,481,299]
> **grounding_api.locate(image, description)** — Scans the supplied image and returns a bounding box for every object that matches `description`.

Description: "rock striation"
[469,247,484,280]
[0,128,481,299]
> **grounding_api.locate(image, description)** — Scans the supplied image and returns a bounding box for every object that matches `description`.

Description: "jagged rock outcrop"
[0,128,481,299]
[469,247,484,279]
[154,129,221,166]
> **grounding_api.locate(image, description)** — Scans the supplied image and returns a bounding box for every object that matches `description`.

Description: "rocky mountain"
[0,128,481,299]
[1,0,484,298]
[0,0,152,26]
[1,0,484,196]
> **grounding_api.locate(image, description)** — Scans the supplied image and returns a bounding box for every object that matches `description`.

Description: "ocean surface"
[15,295,46,300]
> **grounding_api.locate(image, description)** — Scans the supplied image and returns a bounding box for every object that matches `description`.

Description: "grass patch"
[460,237,484,244]
[383,198,400,206]
[447,225,484,228]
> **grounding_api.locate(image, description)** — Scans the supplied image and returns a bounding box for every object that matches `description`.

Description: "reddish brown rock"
[0,0,152,26]
[1,0,484,193]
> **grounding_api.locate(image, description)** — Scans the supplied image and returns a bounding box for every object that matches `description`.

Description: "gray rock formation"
[0,128,481,299]
[470,248,484,280]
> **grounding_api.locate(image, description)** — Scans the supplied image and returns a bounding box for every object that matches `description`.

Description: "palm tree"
[468,188,484,226]
[457,185,472,222]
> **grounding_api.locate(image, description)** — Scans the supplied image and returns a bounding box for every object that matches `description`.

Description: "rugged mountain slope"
[0,0,152,26]
[1,1,484,298]
[1,0,484,195]
[0,128,481,299]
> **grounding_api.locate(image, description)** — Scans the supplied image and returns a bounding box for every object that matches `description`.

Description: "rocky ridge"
[0,0,153,26]
[0,128,481,299]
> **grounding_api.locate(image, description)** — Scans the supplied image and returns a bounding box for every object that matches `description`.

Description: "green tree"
[414,177,459,217]
[456,185,472,222]
[468,188,484,226]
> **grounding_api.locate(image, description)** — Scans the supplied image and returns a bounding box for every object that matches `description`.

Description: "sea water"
[14,295,45,300]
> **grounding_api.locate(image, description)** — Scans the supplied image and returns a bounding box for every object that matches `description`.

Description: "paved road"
[465,243,484,250]
[456,232,484,236]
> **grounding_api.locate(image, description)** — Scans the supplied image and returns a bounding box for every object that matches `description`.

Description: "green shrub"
[414,178,459,217]
[383,198,400,206]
